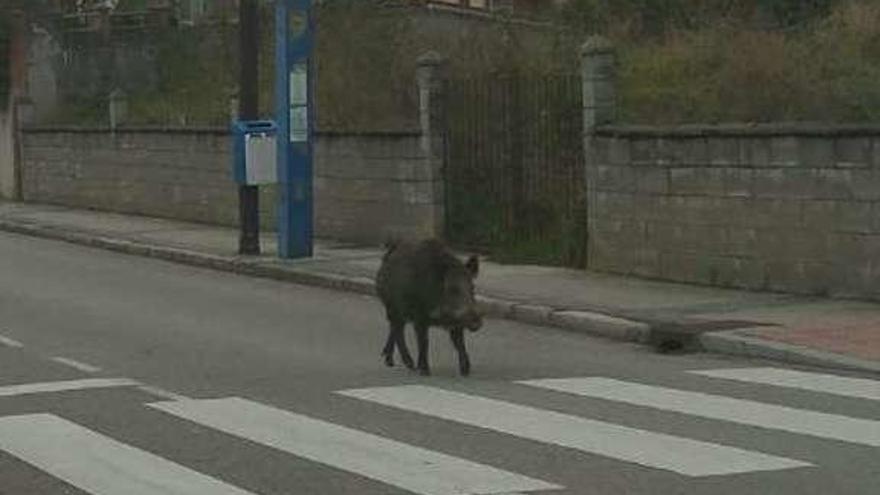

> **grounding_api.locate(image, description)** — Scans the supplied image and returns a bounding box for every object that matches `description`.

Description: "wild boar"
[376,239,482,376]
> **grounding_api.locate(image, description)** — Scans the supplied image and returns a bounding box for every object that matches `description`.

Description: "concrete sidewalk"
[1,201,877,375]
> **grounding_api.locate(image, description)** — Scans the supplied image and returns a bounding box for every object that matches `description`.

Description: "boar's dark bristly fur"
[376,239,482,376]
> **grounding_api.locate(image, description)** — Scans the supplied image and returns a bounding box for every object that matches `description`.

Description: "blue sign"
[275,0,315,258]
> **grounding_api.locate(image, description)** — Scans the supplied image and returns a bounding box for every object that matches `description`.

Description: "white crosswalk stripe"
[0,378,138,397]
[520,377,880,447]
[149,397,562,495]
[337,385,811,477]
[0,413,257,495]
[50,356,102,374]
[0,334,24,348]
[689,367,880,402]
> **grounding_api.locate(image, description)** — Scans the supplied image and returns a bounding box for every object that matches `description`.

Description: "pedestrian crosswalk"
[337,385,810,477]
[0,366,877,494]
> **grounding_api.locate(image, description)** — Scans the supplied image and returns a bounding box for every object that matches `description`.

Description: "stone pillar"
[0,10,27,201]
[580,36,616,269]
[228,95,239,124]
[108,88,128,130]
[15,96,34,126]
[416,51,447,241]
[0,101,14,200]
[580,36,616,132]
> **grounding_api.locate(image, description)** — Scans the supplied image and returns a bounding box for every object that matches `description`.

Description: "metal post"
[276,0,315,259]
[238,0,261,255]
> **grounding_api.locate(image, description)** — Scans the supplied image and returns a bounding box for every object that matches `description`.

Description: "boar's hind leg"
[382,317,414,369]
[381,324,397,367]
[450,327,471,376]
[414,320,431,376]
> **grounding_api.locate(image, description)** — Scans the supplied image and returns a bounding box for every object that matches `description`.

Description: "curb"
[0,218,650,344]
[701,330,880,376]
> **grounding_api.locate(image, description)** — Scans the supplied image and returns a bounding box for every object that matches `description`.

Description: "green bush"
[614,0,880,123]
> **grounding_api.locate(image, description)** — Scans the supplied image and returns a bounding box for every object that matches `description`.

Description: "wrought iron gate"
[443,72,586,267]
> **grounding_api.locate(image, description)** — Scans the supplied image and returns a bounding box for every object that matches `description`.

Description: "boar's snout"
[466,313,483,332]
[455,308,483,332]
[430,306,483,332]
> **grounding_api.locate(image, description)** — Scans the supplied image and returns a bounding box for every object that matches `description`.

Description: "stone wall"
[588,124,880,297]
[20,127,440,245]
[313,131,443,242]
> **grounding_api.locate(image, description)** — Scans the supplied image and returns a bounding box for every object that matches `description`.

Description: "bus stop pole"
[276,0,314,259]
[237,0,261,255]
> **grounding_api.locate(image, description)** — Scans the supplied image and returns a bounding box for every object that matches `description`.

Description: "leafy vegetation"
[27,0,880,127]
[559,0,880,123]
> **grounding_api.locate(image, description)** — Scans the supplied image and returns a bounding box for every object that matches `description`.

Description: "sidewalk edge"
[700,330,880,375]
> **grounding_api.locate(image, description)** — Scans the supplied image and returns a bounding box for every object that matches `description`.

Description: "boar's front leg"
[450,327,471,376]
[394,320,415,370]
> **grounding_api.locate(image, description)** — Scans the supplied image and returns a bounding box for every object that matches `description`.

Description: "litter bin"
[232,120,277,185]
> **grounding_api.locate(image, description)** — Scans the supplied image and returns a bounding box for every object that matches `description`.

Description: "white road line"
[337,385,810,477]
[150,397,562,495]
[0,335,24,348]
[689,367,880,402]
[0,378,138,397]
[521,377,880,447]
[136,384,191,402]
[0,414,256,495]
[50,356,102,374]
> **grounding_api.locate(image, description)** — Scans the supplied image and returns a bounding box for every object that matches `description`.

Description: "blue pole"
[276,0,314,259]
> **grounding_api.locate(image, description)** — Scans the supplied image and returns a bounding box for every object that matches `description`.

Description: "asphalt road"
[0,233,877,495]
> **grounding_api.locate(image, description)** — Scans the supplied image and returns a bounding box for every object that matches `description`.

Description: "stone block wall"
[313,131,443,243]
[20,127,439,245]
[21,128,238,225]
[588,124,880,297]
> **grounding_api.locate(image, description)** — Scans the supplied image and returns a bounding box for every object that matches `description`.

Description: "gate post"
[580,37,616,268]
[581,36,616,131]
[416,51,447,240]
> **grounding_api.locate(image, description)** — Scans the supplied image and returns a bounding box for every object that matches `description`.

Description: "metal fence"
[443,72,587,267]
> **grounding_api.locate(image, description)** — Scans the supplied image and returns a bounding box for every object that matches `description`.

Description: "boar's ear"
[465,255,479,278]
